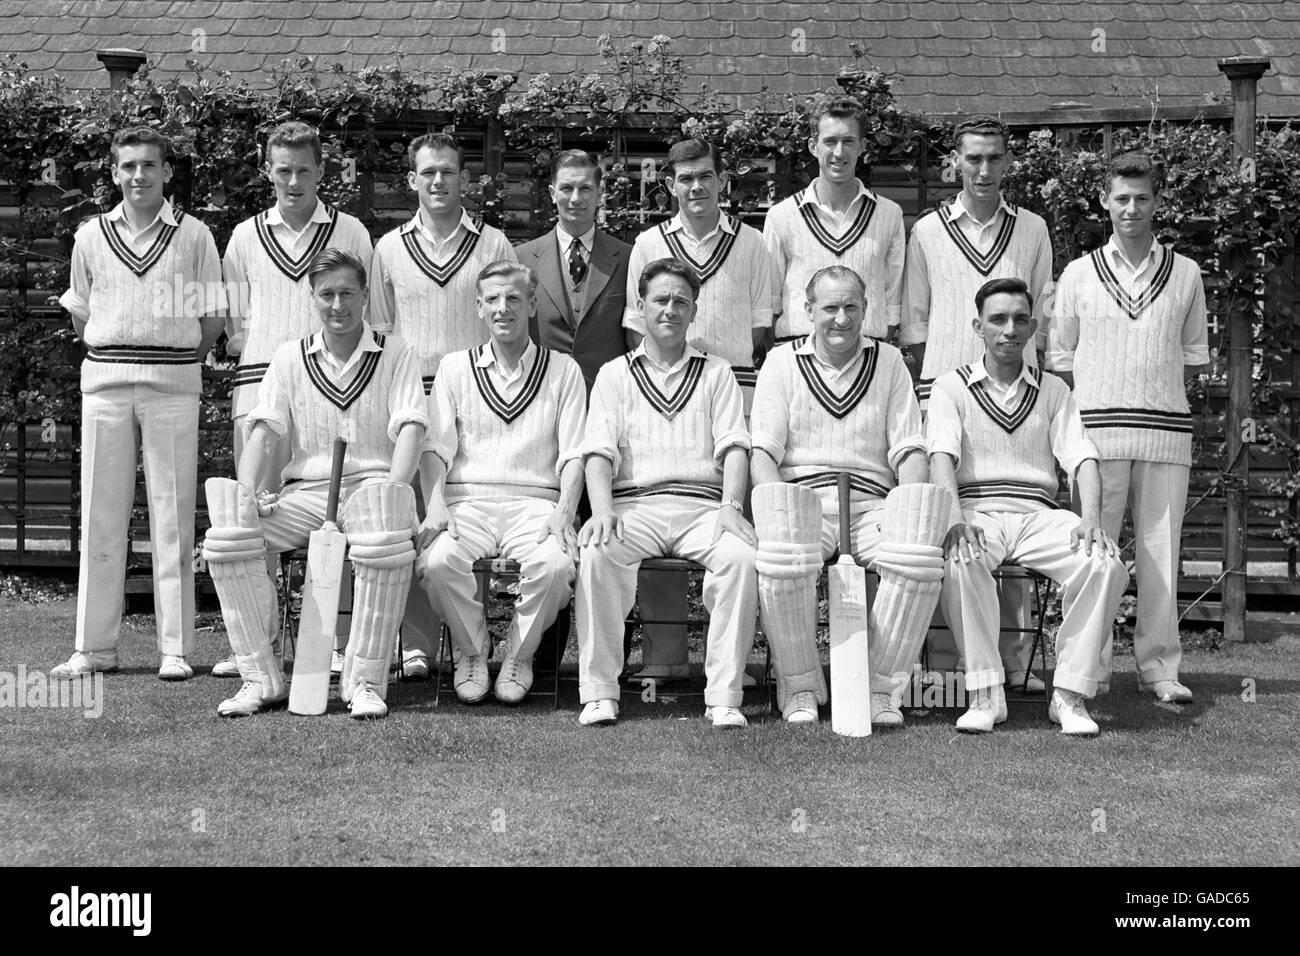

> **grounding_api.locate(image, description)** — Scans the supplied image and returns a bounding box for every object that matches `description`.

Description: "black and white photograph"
[0,0,1295,899]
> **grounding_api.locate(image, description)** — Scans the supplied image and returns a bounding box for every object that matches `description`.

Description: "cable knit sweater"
[750,337,925,514]
[429,342,588,502]
[584,345,751,499]
[368,213,515,390]
[1048,240,1209,466]
[60,204,223,395]
[248,329,428,484]
[900,197,1052,399]
[762,184,905,341]
[927,361,1099,520]
[222,205,373,417]
[622,214,772,387]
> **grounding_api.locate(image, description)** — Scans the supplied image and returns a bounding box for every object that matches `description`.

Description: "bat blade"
[828,554,872,737]
[288,525,347,715]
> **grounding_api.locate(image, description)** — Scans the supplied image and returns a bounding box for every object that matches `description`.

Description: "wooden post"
[95,48,146,91]
[1217,56,1270,642]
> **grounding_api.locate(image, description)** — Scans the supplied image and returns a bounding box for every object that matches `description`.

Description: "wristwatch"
[720,497,743,511]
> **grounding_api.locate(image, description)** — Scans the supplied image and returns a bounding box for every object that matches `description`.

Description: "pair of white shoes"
[218,679,387,719]
[577,699,748,729]
[783,691,906,727]
[454,652,534,705]
[958,686,1100,736]
[51,650,192,682]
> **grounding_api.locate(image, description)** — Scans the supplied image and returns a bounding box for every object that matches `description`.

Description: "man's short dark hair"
[477,259,538,294]
[975,276,1032,316]
[408,132,464,171]
[110,127,170,165]
[307,248,367,289]
[808,95,865,140]
[806,265,867,306]
[638,257,701,301]
[1103,150,1163,196]
[551,149,603,185]
[952,116,1011,152]
[266,121,323,167]
[666,138,723,177]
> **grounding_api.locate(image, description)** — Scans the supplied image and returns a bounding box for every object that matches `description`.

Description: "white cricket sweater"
[223,205,373,417]
[429,342,587,503]
[584,346,751,499]
[750,337,925,514]
[623,213,773,389]
[1048,241,1209,466]
[927,361,1099,518]
[762,184,905,341]
[900,198,1052,399]
[61,205,223,395]
[368,213,515,392]
[248,329,429,484]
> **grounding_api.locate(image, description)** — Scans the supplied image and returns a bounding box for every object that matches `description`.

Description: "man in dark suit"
[517,149,634,668]
[519,149,634,392]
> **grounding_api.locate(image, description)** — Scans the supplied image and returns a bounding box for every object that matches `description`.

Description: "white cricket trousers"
[941,509,1129,697]
[1099,459,1189,684]
[417,496,575,662]
[77,385,198,656]
[577,497,758,707]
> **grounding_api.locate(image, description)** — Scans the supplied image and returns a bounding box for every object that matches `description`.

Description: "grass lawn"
[2,591,1297,867]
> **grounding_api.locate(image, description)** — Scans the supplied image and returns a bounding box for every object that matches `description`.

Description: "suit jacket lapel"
[580,231,617,320]
[532,232,573,329]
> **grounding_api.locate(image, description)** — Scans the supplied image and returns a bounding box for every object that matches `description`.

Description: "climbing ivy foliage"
[1,38,1297,544]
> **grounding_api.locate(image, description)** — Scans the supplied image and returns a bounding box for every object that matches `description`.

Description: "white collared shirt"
[662,211,735,252]
[476,338,538,400]
[803,179,873,233]
[104,199,178,252]
[404,207,481,259]
[264,199,333,254]
[1105,235,1163,291]
[555,225,595,262]
[629,341,706,391]
[963,357,1042,409]
[946,193,1018,252]
[794,332,876,387]
[306,326,384,383]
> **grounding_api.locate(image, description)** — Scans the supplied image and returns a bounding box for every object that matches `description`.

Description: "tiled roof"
[4,0,1297,116]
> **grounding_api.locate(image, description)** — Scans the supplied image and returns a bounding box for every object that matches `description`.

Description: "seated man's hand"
[943,522,985,563]
[538,509,580,556]
[415,501,454,551]
[1070,519,1116,558]
[254,489,279,517]
[714,505,756,547]
[579,512,623,547]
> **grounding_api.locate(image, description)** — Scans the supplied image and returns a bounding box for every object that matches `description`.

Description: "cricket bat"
[289,437,348,716]
[828,472,872,737]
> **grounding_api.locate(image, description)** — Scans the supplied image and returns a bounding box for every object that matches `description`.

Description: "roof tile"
[504,1,565,19]
[526,19,583,37]
[917,36,985,57]
[279,19,331,36]
[891,20,942,39]
[67,0,124,13]
[328,18,384,37]
[166,1,217,14]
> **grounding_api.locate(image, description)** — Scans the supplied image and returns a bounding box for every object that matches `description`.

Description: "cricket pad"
[338,481,416,702]
[202,478,284,697]
[753,482,826,708]
[870,483,951,698]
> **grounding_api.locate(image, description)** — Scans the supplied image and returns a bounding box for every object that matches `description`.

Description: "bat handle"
[325,438,347,525]
[837,472,852,554]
